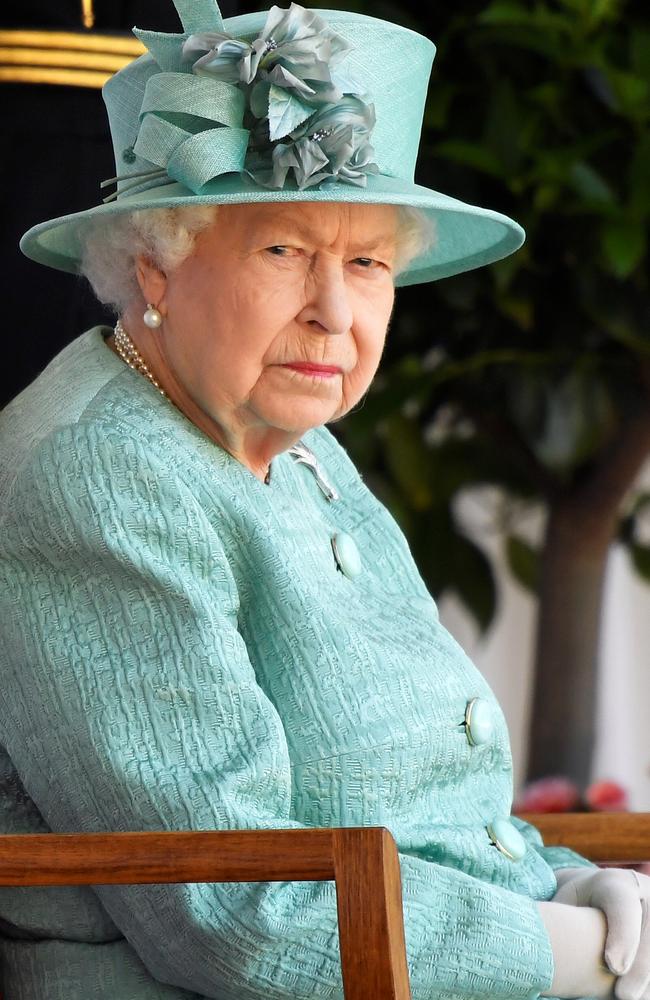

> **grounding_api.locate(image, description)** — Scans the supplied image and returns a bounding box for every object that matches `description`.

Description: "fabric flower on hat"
[183,3,353,139]
[181,1,378,190]
[247,94,378,189]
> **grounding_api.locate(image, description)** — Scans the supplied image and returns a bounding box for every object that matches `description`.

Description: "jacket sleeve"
[0,424,554,1000]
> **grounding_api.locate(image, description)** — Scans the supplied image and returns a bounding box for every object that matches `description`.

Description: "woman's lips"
[281,362,342,377]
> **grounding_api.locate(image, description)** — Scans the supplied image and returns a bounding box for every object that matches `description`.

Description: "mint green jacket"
[0,329,586,1000]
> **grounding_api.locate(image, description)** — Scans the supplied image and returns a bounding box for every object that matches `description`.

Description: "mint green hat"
[19,0,524,286]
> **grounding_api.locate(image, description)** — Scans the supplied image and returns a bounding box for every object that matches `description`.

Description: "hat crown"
[103,5,436,198]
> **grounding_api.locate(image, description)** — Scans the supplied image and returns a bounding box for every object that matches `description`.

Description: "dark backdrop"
[2,1,239,407]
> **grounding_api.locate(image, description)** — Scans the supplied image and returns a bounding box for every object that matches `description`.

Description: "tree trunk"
[526,401,650,785]
[527,495,612,785]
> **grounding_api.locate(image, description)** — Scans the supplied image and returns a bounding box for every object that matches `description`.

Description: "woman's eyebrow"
[349,235,396,253]
[251,216,313,242]
[253,220,395,252]
[247,208,395,244]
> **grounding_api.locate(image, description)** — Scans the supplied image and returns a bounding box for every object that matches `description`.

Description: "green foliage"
[601,219,647,278]
[619,493,650,583]
[506,535,541,593]
[630,543,650,582]
[331,0,650,629]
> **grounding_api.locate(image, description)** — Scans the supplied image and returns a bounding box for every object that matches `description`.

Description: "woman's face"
[138,202,398,447]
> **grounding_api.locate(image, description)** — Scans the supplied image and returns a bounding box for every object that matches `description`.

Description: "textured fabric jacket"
[0,328,587,1000]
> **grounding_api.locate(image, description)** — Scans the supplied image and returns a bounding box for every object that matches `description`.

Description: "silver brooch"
[289,441,339,501]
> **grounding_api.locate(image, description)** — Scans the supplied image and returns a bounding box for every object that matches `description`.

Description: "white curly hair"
[80,203,435,314]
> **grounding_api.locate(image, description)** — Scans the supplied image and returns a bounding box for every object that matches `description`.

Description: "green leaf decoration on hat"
[266,86,313,141]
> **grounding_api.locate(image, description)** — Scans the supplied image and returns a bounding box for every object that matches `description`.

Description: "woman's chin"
[255,395,343,435]
[245,367,361,434]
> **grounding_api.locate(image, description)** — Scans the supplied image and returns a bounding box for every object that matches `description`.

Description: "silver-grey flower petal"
[290,94,376,142]
[266,63,317,99]
[187,36,253,84]
[337,140,380,186]
[240,37,270,84]
[280,136,332,188]
[182,32,233,61]
[260,4,351,65]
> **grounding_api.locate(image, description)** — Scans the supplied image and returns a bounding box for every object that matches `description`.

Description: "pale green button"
[486,818,527,862]
[331,532,362,579]
[464,697,494,747]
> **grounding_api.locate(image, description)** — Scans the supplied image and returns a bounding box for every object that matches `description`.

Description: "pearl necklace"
[112,319,273,484]
[113,319,167,398]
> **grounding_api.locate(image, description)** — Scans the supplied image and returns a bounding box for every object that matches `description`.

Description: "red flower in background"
[584,780,629,812]
[514,776,581,813]
[514,775,629,813]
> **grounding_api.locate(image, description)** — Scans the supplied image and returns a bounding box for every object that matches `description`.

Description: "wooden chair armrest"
[3,814,649,997]
[0,827,411,1000]
[519,813,650,864]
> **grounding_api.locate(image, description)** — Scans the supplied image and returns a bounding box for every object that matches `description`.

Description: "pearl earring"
[143,303,162,329]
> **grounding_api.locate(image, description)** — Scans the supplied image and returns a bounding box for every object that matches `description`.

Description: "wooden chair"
[0,814,649,999]
[0,826,410,1000]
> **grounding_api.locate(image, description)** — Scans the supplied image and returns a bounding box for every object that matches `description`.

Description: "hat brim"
[19,170,524,287]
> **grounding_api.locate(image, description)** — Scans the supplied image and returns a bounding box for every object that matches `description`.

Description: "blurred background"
[3,0,649,806]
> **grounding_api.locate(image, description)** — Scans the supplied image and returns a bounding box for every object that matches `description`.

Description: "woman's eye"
[266,245,296,257]
[353,257,382,269]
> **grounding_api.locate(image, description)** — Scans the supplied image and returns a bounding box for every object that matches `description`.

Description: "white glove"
[554,867,650,1000]
[538,900,615,999]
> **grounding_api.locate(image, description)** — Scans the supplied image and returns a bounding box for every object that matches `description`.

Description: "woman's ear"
[135,254,168,315]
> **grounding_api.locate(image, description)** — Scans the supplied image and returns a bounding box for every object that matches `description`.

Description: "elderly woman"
[1,2,649,999]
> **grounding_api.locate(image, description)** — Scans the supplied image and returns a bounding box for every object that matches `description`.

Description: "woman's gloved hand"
[538,900,615,999]
[554,867,650,1000]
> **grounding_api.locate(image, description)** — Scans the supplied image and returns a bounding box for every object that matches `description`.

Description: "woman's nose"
[297,263,354,336]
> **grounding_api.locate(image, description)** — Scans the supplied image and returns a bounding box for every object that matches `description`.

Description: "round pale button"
[464,697,494,747]
[331,532,362,579]
[486,818,527,862]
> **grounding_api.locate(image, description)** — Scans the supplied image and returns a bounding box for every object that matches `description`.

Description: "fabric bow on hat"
[104,0,378,200]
